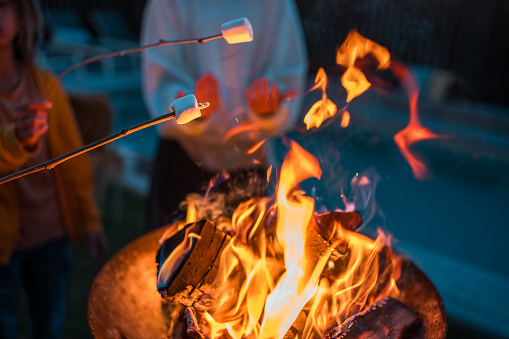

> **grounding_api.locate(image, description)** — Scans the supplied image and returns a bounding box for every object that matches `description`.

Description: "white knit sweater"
[141,0,308,170]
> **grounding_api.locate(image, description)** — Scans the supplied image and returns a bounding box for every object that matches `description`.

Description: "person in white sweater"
[141,0,308,228]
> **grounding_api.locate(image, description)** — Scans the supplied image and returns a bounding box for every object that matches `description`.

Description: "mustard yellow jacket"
[0,68,102,264]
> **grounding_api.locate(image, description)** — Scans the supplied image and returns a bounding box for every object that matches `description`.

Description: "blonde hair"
[12,0,43,66]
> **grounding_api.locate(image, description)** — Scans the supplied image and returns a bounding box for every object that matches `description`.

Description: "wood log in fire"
[158,220,231,307]
[166,296,422,339]
[307,210,362,261]
[324,297,421,339]
[157,211,363,307]
[165,305,207,339]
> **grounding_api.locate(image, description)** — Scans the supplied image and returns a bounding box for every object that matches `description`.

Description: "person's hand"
[88,230,108,264]
[194,73,220,118]
[14,100,51,151]
[245,77,281,116]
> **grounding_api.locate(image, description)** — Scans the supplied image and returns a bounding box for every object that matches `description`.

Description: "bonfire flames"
[304,30,446,180]
[157,141,400,339]
[155,31,443,338]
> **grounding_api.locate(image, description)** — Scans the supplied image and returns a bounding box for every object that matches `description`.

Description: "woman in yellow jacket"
[0,1,107,338]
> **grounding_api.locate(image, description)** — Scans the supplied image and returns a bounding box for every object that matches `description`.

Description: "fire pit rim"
[87,226,447,339]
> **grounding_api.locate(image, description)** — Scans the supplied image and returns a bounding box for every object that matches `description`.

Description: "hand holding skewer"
[0,18,252,185]
[14,101,52,151]
[0,95,207,185]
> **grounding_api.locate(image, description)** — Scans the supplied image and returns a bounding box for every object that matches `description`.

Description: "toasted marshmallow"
[221,18,253,44]
[170,94,201,124]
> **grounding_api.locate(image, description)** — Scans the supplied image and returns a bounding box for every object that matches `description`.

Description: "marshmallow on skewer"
[221,18,254,44]
[170,94,202,124]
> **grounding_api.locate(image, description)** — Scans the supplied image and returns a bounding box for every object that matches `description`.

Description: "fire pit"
[88,142,447,339]
[88,225,446,339]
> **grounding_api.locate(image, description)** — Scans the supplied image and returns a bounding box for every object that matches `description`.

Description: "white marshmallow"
[221,18,253,44]
[169,94,201,124]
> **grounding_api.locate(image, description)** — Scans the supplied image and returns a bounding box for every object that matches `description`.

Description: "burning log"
[157,211,363,307]
[157,220,231,307]
[165,296,422,339]
[324,297,421,339]
[185,307,206,339]
[165,306,184,339]
[165,305,206,339]
[306,210,363,261]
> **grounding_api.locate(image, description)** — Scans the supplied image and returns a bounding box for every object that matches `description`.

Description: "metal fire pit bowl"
[87,227,447,339]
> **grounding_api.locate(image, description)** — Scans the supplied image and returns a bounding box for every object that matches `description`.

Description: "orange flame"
[303,68,338,130]
[304,31,391,130]
[303,229,399,337]
[259,141,323,338]
[247,139,267,155]
[336,30,390,103]
[340,111,350,128]
[391,61,447,180]
[158,141,400,339]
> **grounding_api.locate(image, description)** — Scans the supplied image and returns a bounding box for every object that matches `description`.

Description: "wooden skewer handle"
[0,110,176,185]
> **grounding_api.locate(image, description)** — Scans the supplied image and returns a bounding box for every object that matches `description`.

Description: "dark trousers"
[146,139,268,230]
[0,238,73,339]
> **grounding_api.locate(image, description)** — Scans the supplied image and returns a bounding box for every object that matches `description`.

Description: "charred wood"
[324,297,422,339]
[158,220,230,306]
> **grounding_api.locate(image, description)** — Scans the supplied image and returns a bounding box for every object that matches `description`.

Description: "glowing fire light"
[156,31,430,339]
[303,30,445,180]
[303,68,338,129]
[304,30,390,130]
[336,30,390,103]
[340,111,350,128]
[159,140,400,338]
[258,141,324,338]
[391,61,448,180]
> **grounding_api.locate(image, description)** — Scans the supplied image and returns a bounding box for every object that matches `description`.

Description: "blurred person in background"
[141,0,308,229]
[0,0,107,338]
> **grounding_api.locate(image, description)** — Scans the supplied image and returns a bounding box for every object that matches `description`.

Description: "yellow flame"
[156,229,199,289]
[336,30,390,102]
[259,141,323,338]
[303,68,338,130]
[302,229,400,337]
[186,199,198,224]
[304,31,391,130]
[165,141,400,338]
[341,111,350,128]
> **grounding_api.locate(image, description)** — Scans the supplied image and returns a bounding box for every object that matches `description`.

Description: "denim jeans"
[0,238,73,339]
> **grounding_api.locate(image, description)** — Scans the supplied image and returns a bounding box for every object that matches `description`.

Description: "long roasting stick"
[49,17,254,95]
[50,35,222,95]
[0,18,254,185]
[0,99,209,185]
